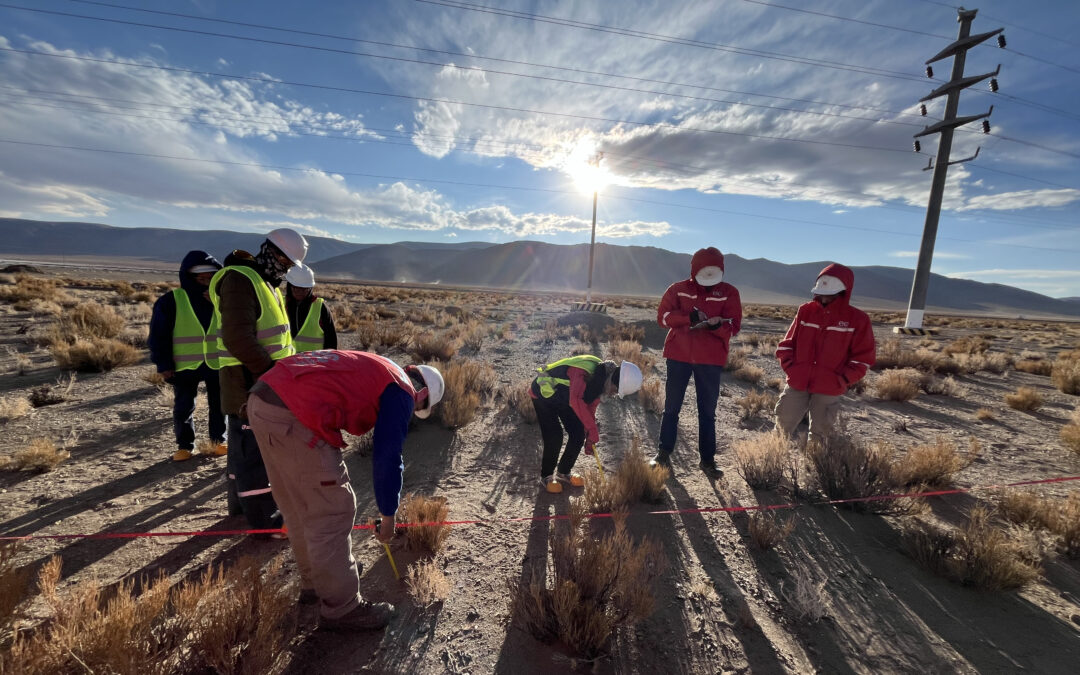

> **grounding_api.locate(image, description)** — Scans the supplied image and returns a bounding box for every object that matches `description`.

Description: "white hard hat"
[617,361,643,398]
[695,265,724,286]
[811,274,847,296]
[412,364,445,419]
[266,228,308,265]
[286,263,315,288]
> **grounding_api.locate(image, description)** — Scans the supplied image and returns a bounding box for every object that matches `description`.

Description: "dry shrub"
[29,373,77,407]
[406,559,451,607]
[3,438,70,472]
[954,351,1012,374]
[0,395,32,423]
[0,274,62,304]
[1001,491,1080,558]
[55,302,126,341]
[1015,359,1053,376]
[724,346,751,372]
[437,359,496,428]
[747,512,795,550]
[51,337,141,372]
[975,407,995,422]
[733,364,764,384]
[780,566,827,622]
[735,390,776,421]
[733,431,791,490]
[1051,356,1080,395]
[603,322,645,343]
[0,542,31,627]
[354,320,410,351]
[3,554,295,675]
[1062,408,1080,454]
[806,432,904,513]
[944,336,989,356]
[1004,386,1043,412]
[409,331,460,361]
[902,508,1041,590]
[581,440,669,512]
[875,339,957,373]
[873,368,922,401]
[606,340,656,373]
[399,493,451,554]
[892,437,980,488]
[921,375,967,397]
[509,504,665,659]
[503,380,538,423]
[27,298,63,317]
[638,378,664,414]
[766,376,784,390]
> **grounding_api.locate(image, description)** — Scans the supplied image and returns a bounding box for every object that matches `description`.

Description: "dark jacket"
[285,284,338,349]
[147,250,222,373]
[776,263,876,396]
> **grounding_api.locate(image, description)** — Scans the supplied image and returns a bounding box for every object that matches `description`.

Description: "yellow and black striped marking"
[570,302,608,313]
[892,326,939,336]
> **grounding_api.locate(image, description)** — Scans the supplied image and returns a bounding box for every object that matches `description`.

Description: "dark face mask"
[255,241,290,285]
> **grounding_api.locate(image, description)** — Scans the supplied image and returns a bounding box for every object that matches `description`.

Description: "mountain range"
[2,218,1077,317]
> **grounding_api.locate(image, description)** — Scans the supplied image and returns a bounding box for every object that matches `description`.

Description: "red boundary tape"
[3,475,1078,543]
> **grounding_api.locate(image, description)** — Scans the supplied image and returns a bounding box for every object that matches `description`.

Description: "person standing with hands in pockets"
[651,247,742,479]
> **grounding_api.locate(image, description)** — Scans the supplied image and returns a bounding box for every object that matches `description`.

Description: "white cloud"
[958,189,1080,211]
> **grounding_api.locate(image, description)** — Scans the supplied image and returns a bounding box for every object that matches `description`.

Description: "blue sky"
[1,0,1078,296]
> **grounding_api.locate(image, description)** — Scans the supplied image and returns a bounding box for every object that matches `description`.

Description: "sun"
[564,146,611,195]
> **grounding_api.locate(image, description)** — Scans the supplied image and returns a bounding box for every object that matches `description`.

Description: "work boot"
[648,451,672,469]
[172,449,193,462]
[698,459,724,479]
[556,472,585,487]
[319,601,394,632]
[208,442,228,457]
[541,476,563,493]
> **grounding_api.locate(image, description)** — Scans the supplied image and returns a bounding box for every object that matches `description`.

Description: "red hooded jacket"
[657,248,742,366]
[775,263,876,396]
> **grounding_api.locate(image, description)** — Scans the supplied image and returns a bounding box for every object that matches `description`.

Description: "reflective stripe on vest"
[206,265,295,369]
[535,354,602,398]
[293,297,325,353]
[171,288,209,371]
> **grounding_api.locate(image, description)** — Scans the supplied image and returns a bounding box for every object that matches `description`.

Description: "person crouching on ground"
[651,246,742,479]
[148,250,227,462]
[774,263,876,445]
[245,350,444,631]
[529,355,643,493]
[285,263,338,352]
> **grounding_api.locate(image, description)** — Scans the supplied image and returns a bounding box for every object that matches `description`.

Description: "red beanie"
[690,247,725,278]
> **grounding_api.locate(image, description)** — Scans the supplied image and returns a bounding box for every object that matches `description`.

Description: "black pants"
[171,364,225,450]
[532,397,586,478]
[226,413,282,529]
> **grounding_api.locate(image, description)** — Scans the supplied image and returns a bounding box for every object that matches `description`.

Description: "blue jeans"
[171,364,226,450]
[658,359,723,462]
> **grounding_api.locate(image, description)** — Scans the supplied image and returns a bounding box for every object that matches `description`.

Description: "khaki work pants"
[774,385,841,444]
[246,395,361,620]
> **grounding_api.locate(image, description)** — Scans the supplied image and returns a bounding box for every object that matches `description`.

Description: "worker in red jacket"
[244,350,444,632]
[774,263,876,444]
[651,247,742,479]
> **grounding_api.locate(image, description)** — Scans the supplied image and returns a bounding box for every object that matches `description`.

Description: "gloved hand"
[705,316,730,330]
[689,309,704,325]
[584,443,595,456]
[374,516,395,543]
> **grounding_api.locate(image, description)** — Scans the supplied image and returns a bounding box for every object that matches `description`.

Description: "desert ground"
[2,267,1080,674]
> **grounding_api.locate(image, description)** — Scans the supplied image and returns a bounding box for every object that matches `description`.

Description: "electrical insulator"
[981,120,991,134]
[914,140,922,152]
[997,34,1006,48]
[925,65,934,78]
[919,104,927,116]
[989,78,999,92]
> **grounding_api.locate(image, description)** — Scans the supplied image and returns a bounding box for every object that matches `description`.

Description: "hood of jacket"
[179,250,222,294]
[816,263,855,307]
[690,247,725,279]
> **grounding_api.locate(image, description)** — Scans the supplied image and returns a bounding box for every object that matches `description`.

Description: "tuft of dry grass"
[733,364,765,385]
[943,336,989,356]
[733,431,791,490]
[1014,359,1053,376]
[1051,355,1080,395]
[141,368,167,387]
[408,331,460,362]
[51,337,141,372]
[399,493,452,554]
[735,389,777,421]
[0,274,64,304]
[54,302,127,341]
[509,504,666,659]
[873,368,922,401]
[406,559,451,607]
[1004,386,1044,412]
[603,322,645,343]
[637,378,664,414]
[0,542,31,627]
[606,340,656,374]
[0,395,32,423]
[902,507,1041,590]
[1001,491,1080,558]
[581,440,669,512]
[975,407,995,422]
[1061,408,1080,455]
[953,351,1012,375]
[892,437,980,488]
[2,438,71,472]
[806,432,907,513]
[921,375,967,397]
[724,346,751,372]
[780,566,828,622]
[503,379,538,423]
[747,512,796,550]
[436,359,497,428]
[29,373,77,408]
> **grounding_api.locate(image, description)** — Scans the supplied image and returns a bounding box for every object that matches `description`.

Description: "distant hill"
[2,218,1077,318]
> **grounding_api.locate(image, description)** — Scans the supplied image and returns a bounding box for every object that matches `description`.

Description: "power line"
[0,137,1074,253]
[0,46,916,156]
[906,0,1080,49]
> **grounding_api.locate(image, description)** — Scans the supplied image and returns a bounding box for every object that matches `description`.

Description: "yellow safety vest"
[293,297,326,353]
[206,266,294,369]
[535,355,602,398]
[171,288,209,371]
